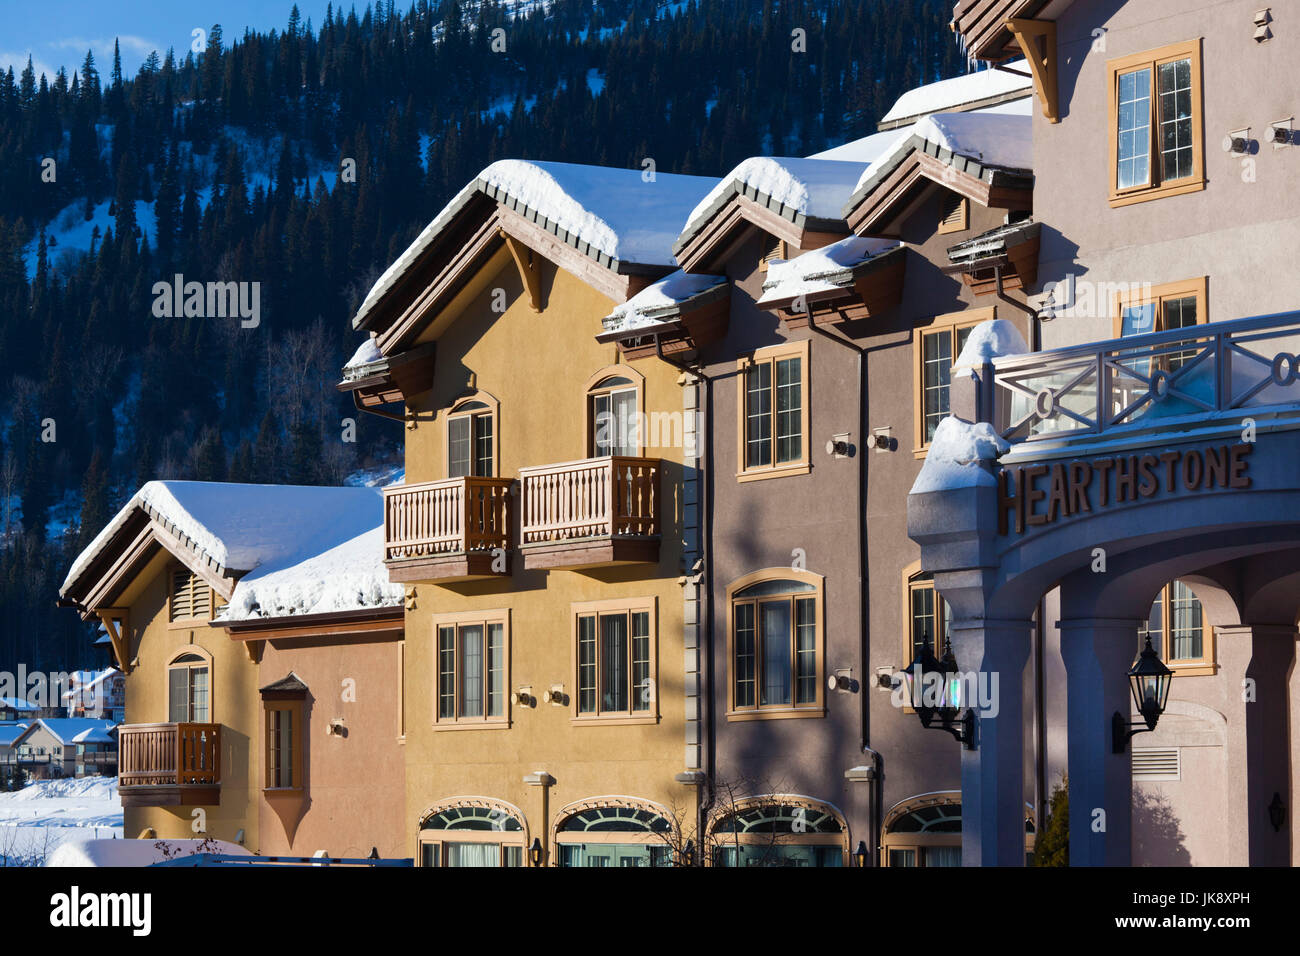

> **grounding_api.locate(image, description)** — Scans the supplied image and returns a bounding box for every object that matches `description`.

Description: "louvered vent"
[170,569,212,622]
[938,194,968,234]
[758,234,784,272]
[1132,748,1181,781]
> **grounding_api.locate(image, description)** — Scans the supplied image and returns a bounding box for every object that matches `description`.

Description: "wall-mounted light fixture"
[1254,8,1273,42]
[827,669,859,693]
[680,840,696,867]
[542,685,568,706]
[529,837,544,867]
[901,636,975,749]
[1265,120,1295,146]
[1112,636,1173,753]
[1222,129,1252,156]
[510,687,535,708]
[825,434,852,458]
[854,841,869,868]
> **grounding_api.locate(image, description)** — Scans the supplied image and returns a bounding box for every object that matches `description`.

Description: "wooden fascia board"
[145,517,239,601]
[80,520,157,617]
[221,612,404,642]
[1007,17,1059,123]
[676,195,810,273]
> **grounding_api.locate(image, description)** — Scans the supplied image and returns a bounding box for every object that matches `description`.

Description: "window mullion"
[1148,64,1160,188]
[767,359,777,466]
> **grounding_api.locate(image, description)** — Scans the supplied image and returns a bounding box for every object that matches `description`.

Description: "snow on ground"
[345,464,405,488]
[27,199,156,278]
[0,776,123,867]
[49,837,252,867]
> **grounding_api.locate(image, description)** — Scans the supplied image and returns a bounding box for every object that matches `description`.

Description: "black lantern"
[853,841,869,868]
[529,837,544,867]
[904,634,975,748]
[1112,636,1174,752]
[681,840,695,867]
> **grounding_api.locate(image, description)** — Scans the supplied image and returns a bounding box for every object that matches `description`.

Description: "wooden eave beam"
[1007,17,1059,123]
[501,231,543,312]
[97,609,132,675]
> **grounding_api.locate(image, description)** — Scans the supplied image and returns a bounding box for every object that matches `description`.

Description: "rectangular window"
[1140,580,1213,673]
[592,389,639,457]
[1115,277,1207,375]
[447,401,496,477]
[914,310,992,454]
[905,571,951,668]
[1109,41,1204,206]
[737,341,810,480]
[573,600,657,720]
[267,708,294,788]
[168,660,209,723]
[435,612,510,726]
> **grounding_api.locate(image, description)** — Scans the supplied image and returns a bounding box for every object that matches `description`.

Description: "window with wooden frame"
[1108,40,1204,207]
[572,598,657,723]
[264,700,302,790]
[166,648,211,723]
[709,798,848,867]
[433,609,509,728]
[1139,580,1215,675]
[913,307,994,456]
[584,365,645,458]
[168,567,216,623]
[445,391,499,478]
[726,569,824,719]
[1115,277,1206,345]
[736,339,810,481]
[418,802,527,867]
[902,564,951,669]
[553,801,674,868]
[937,193,969,235]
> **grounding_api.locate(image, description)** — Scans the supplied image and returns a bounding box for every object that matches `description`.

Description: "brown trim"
[937,195,969,236]
[1006,17,1059,123]
[735,339,811,481]
[1107,39,1205,208]
[219,604,404,640]
[912,307,997,458]
[1111,276,1208,339]
[569,596,660,723]
[444,388,501,479]
[724,568,826,720]
[431,608,512,730]
[1142,581,1217,676]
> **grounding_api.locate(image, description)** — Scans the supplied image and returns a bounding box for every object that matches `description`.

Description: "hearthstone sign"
[998,443,1253,535]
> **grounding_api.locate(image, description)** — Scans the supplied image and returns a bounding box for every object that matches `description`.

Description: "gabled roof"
[878,59,1033,128]
[260,672,309,696]
[673,157,869,271]
[952,0,1073,64]
[352,159,717,347]
[61,482,397,623]
[31,718,116,745]
[843,112,1034,238]
[0,724,31,746]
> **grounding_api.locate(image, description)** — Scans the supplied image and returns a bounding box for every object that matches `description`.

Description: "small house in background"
[10,718,116,778]
[63,668,125,721]
[0,697,38,722]
[0,722,32,776]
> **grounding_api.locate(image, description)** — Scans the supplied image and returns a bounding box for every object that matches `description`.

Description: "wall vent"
[1132,748,1181,781]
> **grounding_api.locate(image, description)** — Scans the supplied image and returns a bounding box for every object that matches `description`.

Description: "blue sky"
[1,1,341,83]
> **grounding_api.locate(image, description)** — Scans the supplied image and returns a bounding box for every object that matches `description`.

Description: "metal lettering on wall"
[998,443,1253,535]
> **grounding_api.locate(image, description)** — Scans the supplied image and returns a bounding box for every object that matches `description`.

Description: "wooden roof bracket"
[97,609,132,675]
[501,231,544,313]
[1007,17,1059,123]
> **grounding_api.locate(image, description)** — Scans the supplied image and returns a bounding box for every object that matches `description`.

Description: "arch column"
[949,616,1032,866]
[1057,616,1139,866]
[1218,623,1296,865]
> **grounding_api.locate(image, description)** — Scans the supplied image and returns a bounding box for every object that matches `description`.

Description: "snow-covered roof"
[0,724,31,746]
[845,112,1033,218]
[216,522,402,622]
[0,697,36,711]
[757,235,900,307]
[47,838,253,868]
[910,417,1009,495]
[601,270,728,334]
[342,336,384,379]
[33,718,116,745]
[806,129,907,164]
[675,157,870,255]
[880,60,1032,128]
[355,160,717,329]
[63,482,392,598]
[62,668,120,701]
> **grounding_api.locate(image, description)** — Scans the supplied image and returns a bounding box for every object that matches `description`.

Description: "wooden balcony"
[519,456,661,569]
[383,477,514,582]
[118,722,221,807]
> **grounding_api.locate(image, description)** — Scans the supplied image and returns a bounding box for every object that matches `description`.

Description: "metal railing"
[992,311,1300,442]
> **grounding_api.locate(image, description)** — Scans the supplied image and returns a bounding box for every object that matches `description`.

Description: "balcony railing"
[992,311,1300,443]
[383,477,513,580]
[518,456,661,567]
[118,722,221,805]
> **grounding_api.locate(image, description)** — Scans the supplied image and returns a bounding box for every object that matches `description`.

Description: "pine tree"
[1033,778,1069,867]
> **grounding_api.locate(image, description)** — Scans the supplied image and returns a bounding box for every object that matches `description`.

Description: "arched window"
[1140,580,1215,674]
[882,792,1035,867]
[417,799,527,867]
[553,798,674,867]
[445,391,499,478]
[585,365,644,458]
[726,569,825,718]
[166,648,211,723]
[709,797,848,867]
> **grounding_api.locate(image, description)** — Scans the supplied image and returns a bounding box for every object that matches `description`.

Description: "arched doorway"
[416,797,528,867]
[551,797,676,867]
[882,792,1035,867]
[707,795,849,867]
